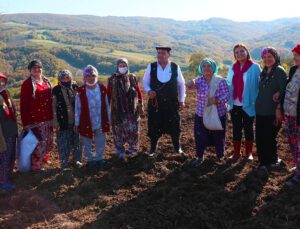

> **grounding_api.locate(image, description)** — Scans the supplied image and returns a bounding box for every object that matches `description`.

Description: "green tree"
[188,52,206,76]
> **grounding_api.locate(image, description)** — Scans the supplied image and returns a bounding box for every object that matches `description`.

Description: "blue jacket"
[226,62,261,117]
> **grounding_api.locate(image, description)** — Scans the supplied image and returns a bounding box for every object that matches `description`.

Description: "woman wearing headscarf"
[227,44,261,161]
[74,65,110,169]
[283,44,300,187]
[52,69,82,169]
[107,58,144,158]
[20,60,53,171]
[186,58,230,166]
[0,72,18,191]
[255,47,287,170]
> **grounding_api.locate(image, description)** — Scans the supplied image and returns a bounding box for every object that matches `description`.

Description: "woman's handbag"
[18,129,39,172]
[203,75,224,130]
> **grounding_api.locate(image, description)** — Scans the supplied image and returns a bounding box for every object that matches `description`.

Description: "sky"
[0,0,299,22]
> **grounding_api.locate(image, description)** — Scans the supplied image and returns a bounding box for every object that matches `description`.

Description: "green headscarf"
[198,58,218,75]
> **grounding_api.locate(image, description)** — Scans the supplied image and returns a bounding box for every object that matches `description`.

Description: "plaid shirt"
[194,76,230,117]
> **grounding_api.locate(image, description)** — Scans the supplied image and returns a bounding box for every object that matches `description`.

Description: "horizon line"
[2,12,300,23]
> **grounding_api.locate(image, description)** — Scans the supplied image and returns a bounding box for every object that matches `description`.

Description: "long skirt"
[30,122,53,171]
[285,115,300,175]
[0,137,16,184]
[112,116,140,152]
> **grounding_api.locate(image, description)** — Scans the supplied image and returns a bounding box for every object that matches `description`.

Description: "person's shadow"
[82,155,271,229]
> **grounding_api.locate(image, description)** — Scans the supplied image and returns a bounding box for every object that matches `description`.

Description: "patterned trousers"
[285,115,300,175]
[57,129,82,167]
[31,123,53,171]
[112,117,140,152]
[0,137,16,184]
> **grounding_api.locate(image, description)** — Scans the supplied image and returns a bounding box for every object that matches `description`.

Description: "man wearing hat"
[143,46,186,156]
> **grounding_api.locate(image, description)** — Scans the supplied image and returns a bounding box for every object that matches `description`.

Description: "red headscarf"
[292,44,300,55]
[232,60,254,102]
[0,72,16,121]
[0,72,8,83]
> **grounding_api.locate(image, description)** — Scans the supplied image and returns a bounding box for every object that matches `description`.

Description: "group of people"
[0,43,300,191]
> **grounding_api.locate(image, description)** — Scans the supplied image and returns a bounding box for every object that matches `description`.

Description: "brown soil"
[1,91,300,229]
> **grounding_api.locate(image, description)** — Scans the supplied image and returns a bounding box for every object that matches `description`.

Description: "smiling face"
[293,52,300,67]
[262,52,276,69]
[85,74,97,85]
[30,65,43,78]
[157,49,170,65]
[202,63,214,80]
[234,46,248,63]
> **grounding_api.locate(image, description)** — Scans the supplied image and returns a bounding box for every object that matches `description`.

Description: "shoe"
[1,181,16,191]
[118,151,126,159]
[192,157,203,167]
[245,141,254,160]
[177,148,184,154]
[216,156,225,164]
[270,158,282,168]
[75,161,83,168]
[289,166,297,173]
[148,150,156,157]
[96,159,107,168]
[257,165,269,173]
[126,147,137,155]
[87,161,96,170]
[230,141,241,161]
[286,175,300,188]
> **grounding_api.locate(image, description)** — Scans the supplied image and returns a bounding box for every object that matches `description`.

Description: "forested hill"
[0,13,300,96]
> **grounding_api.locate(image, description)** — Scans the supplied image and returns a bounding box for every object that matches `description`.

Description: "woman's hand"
[274,108,283,126]
[140,106,145,118]
[207,97,220,106]
[148,90,156,99]
[273,91,280,103]
[179,102,185,111]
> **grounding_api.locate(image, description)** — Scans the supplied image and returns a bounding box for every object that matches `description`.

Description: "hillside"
[0,13,300,93]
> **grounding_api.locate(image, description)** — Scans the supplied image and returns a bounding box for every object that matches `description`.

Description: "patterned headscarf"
[83,65,98,78]
[261,47,281,65]
[260,47,281,82]
[58,69,73,81]
[198,58,218,75]
[0,72,8,84]
[116,58,130,75]
[0,72,16,121]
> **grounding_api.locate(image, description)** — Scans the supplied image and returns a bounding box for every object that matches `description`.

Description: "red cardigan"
[78,83,110,139]
[20,77,53,127]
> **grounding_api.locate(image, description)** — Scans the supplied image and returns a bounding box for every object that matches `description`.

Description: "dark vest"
[52,84,77,130]
[150,62,178,100]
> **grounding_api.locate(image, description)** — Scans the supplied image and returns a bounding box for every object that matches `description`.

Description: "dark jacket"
[52,83,78,130]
